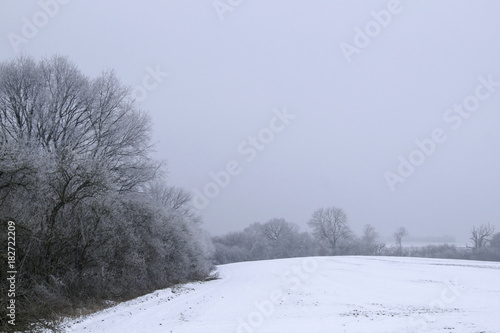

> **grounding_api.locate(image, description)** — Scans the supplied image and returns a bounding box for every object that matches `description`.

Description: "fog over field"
[2,1,500,242]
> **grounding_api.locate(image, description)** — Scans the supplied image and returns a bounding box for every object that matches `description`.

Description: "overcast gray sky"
[2,0,500,243]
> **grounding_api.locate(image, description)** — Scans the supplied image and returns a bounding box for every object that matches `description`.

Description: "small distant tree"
[308,207,353,255]
[261,218,293,243]
[260,218,296,257]
[469,223,495,250]
[361,224,385,255]
[393,227,408,255]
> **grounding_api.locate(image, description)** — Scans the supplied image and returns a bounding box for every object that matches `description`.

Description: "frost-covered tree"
[360,224,385,255]
[261,218,293,243]
[308,207,353,255]
[393,227,408,255]
[260,218,299,257]
[469,223,495,250]
[212,218,318,264]
[0,55,213,331]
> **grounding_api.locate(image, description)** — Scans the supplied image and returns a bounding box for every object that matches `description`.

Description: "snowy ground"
[63,256,500,333]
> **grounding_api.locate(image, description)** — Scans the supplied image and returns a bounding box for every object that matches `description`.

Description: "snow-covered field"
[64,256,500,333]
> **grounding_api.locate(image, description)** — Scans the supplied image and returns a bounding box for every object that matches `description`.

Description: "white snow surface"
[64,256,500,333]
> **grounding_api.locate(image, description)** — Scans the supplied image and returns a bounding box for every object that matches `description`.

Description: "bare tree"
[308,207,352,255]
[362,224,378,245]
[361,224,385,255]
[261,218,296,243]
[212,220,318,264]
[0,56,160,270]
[0,55,213,331]
[393,227,408,254]
[469,223,495,250]
[149,182,192,212]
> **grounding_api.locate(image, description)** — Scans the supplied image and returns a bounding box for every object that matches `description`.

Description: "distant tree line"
[0,56,214,332]
[213,208,500,265]
[213,207,387,265]
[405,223,500,262]
[213,218,321,264]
